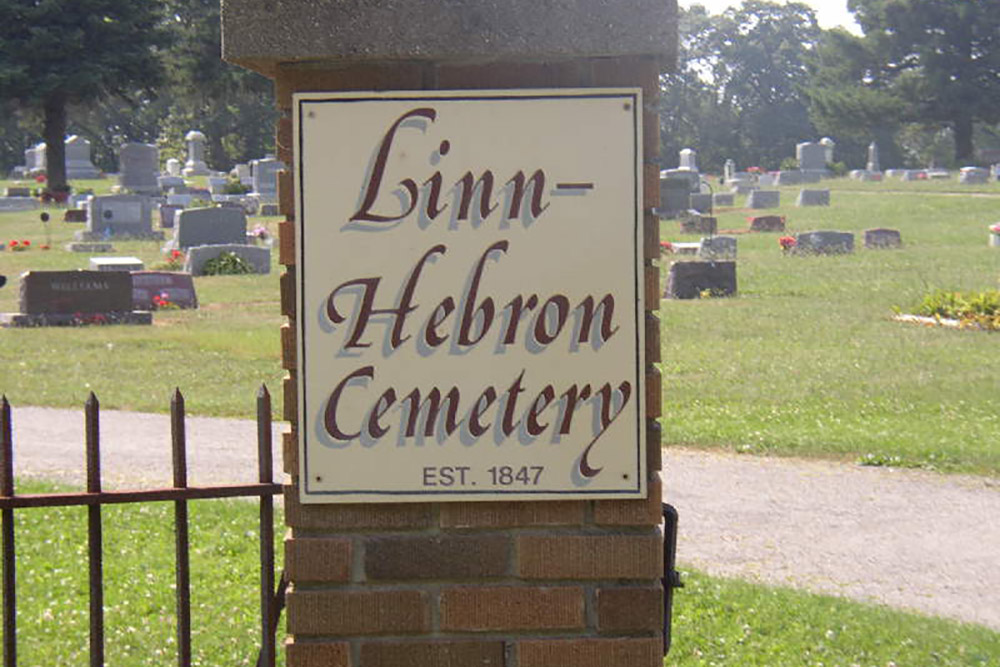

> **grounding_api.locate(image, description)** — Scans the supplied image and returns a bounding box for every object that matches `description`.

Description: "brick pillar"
[222,3,677,665]
[270,56,664,667]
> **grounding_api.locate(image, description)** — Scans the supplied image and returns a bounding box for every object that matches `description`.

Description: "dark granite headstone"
[132,271,199,309]
[795,231,855,255]
[748,215,785,232]
[64,209,87,223]
[680,214,717,235]
[172,207,247,249]
[665,261,737,299]
[20,270,133,314]
[864,228,902,249]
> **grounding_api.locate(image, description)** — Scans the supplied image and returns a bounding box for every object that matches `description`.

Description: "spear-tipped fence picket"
[0,386,285,667]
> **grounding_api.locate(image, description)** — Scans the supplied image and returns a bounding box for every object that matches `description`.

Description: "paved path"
[5,406,999,630]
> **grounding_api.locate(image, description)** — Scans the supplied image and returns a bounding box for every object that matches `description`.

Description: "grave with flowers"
[0,270,152,327]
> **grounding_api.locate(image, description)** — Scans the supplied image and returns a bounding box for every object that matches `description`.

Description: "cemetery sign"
[295,89,645,503]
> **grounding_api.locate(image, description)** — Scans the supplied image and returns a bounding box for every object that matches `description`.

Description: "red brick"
[597,586,664,633]
[590,56,662,100]
[643,211,659,261]
[644,311,660,364]
[281,323,296,371]
[286,537,352,583]
[643,267,660,316]
[279,219,295,266]
[646,419,662,472]
[283,429,298,476]
[276,63,426,109]
[287,589,429,636]
[435,61,586,90]
[360,640,504,667]
[365,534,510,580]
[646,365,661,420]
[518,534,662,580]
[277,165,294,217]
[283,373,297,423]
[284,485,433,531]
[518,637,662,667]
[439,500,585,529]
[286,641,351,667]
[280,268,296,319]
[594,473,662,526]
[643,162,660,211]
[440,586,584,632]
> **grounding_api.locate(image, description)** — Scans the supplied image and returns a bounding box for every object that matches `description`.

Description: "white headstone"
[183,130,210,176]
[866,142,880,173]
[65,136,101,179]
[678,148,698,171]
[819,137,835,164]
[165,158,182,177]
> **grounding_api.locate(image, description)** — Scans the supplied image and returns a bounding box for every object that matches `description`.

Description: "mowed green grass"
[0,180,285,416]
[660,183,1000,473]
[5,482,997,666]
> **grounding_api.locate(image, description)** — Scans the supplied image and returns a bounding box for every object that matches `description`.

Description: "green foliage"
[660,1,821,172]
[914,289,1000,330]
[201,251,254,276]
[810,0,1000,163]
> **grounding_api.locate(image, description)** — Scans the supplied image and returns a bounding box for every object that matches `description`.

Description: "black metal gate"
[0,387,285,667]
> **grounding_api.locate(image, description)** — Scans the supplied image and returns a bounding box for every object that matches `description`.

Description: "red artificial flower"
[778,236,797,250]
[34,174,46,183]
[9,240,17,248]
[21,240,30,247]
[171,249,182,260]
[659,240,674,252]
[40,244,50,250]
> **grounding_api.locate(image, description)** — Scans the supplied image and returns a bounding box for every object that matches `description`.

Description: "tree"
[0,0,168,193]
[159,0,276,169]
[827,0,1000,163]
[661,1,822,171]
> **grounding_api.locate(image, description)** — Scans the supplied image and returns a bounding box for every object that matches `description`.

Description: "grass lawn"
[4,482,997,666]
[660,182,1000,474]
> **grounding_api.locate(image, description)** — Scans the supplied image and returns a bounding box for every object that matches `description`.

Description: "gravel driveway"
[5,405,999,630]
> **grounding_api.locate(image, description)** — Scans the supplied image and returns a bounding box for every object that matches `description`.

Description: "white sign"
[295,89,644,503]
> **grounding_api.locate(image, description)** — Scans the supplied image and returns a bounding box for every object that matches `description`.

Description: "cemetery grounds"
[0,176,998,664]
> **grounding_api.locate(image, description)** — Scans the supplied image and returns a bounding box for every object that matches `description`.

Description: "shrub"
[201,252,253,276]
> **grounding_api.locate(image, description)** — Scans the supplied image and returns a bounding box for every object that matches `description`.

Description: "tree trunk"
[42,92,68,193]
[953,114,974,164]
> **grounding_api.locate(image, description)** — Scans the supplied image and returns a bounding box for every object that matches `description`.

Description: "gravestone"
[796,141,827,175]
[866,142,880,173]
[63,209,87,223]
[170,207,247,249]
[185,244,271,275]
[0,198,38,212]
[885,169,905,179]
[748,215,785,232]
[251,157,284,201]
[208,176,229,194]
[901,170,924,181]
[0,270,151,326]
[159,203,183,229]
[25,143,45,175]
[729,180,754,195]
[775,170,803,186]
[698,235,737,260]
[665,260,737,299]
[795,230,854,255]
[680,214,717,235]
[864,228,902,249]
[119,143,160,194]
[183,131,210,176]
[167,193,194,207]
[959,167,989,185]
[79,194,159,240]
[259,202,280,216]
[659,176,691,218]
[65,135,101,179]
[90,256,144,272]
[132,271,199,309]
[165,158,182,177]
[158,175,186,191]
[678,148,697,171]
[757,173,776,187]
[819,137,835,164]
[796,189,830,207]
[66,242,114,253]
[233,163,253,185]
[4,187,30,197]
[724,159,736,181]
[927,169,951,180]
[712,192,734,207]
[747,189,780,209]
[689,193,712,214]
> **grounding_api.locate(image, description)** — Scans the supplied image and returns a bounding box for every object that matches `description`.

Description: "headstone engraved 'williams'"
[295,90,645,503]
